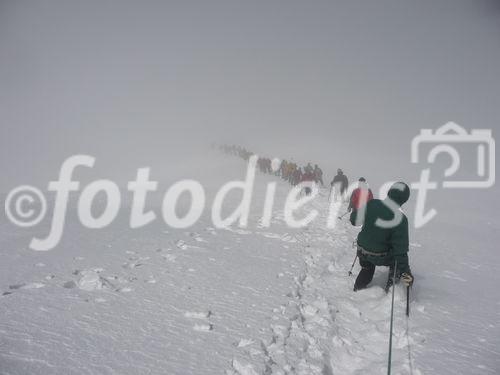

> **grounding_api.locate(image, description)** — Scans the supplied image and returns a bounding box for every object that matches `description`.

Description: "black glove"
[401,272,414,287]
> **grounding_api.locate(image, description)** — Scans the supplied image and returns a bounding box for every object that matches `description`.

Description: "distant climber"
[301,169,315,195]
[348,177,373,213]
[330,169,349,201]
[313,164,324,186]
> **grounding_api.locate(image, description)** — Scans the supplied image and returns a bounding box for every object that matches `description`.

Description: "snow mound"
[77,270,104,291]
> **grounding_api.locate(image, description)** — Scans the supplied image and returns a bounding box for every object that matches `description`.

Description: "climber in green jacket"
[350,182,414,292]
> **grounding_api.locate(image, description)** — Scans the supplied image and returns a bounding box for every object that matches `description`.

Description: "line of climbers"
[217,144,347,190]
[217,143,414,294]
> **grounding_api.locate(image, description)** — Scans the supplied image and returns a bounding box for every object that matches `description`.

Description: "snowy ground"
[0,156,499,374]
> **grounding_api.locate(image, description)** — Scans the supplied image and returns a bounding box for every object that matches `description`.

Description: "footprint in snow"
[186,232,208,242]
[184,311,211,319]
[231,359,258,375]
[77,271,104,291]
[103,275,130,287]
[205,227,217,235]
[259,232,282,239]
[185,311,213,331]
[162,254,177,262]
[63,280,78,289]
[193,323,213,332]
[117,287,133,293]
[3,282,45,297]
[228,227,252,235]
[175,240,188,250]
[9,282,45,290]
[302,304,319,317]
[281,233,297,243]
[73,269,117,291]
[122,261,143,269]
[235,338,255,348]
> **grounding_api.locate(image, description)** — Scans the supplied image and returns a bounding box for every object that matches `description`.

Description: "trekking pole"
[338,211,349,220]
[406,286,410,317]
[387,260,398,375]
[348,255,358,276]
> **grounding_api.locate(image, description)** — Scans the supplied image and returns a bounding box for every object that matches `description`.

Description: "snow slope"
[0,155,498,374]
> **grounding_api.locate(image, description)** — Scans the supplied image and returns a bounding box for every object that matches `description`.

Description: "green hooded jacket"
[350,183,411,274]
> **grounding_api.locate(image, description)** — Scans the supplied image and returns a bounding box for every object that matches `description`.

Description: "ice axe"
[406,286,411,317]
[348,254,358,276]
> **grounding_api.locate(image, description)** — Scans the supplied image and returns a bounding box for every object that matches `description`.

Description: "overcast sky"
[0,0,499,192]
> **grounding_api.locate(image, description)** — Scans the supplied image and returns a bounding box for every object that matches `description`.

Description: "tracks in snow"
[231,197,424,375]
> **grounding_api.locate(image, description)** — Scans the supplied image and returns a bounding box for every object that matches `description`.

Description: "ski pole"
[406,286,410,317]
[348,254,358,276]
[387,260,398,375]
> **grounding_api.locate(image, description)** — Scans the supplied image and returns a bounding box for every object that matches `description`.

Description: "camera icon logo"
[411,122,495,188]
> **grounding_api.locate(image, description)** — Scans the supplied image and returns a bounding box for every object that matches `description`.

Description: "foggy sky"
[0,0,499,192]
